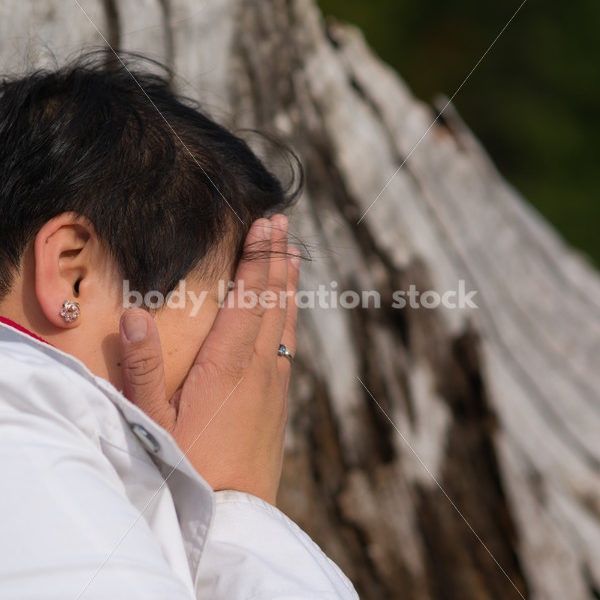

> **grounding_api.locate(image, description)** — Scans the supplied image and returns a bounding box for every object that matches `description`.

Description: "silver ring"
[277,344,293,364]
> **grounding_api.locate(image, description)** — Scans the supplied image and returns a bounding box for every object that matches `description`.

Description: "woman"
[0,53,358,599]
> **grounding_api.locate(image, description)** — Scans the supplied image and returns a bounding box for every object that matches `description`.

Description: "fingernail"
[123,312,147,343]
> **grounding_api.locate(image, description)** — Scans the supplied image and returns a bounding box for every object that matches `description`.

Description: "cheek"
[159,306,219,398]
[163,349,195,400]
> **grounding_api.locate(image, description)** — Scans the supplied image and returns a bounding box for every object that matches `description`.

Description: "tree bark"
[3,1,600,599]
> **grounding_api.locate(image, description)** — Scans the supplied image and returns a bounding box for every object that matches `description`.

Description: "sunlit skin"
[0,211,300,504]
[0,212,232,400]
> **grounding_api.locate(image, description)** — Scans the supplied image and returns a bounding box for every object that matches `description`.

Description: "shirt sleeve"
[195,490,359,600]
[0,389,196,600]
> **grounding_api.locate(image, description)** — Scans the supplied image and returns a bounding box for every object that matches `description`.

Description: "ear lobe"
[33,213,91,329]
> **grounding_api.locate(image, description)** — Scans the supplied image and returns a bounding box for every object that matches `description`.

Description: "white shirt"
[0,321,358,599]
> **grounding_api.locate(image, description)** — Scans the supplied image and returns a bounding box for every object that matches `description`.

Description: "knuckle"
[232,283,268,319]
[238,282,265,299]
[247,300,267,320]
[201,352,250,380]
[124,352,162,385]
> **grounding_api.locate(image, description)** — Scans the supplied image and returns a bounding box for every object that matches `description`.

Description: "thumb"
[119,308,175,431]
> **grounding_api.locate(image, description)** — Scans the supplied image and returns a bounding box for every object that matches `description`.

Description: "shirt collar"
[0,318,215,580]
[0,316,54,346]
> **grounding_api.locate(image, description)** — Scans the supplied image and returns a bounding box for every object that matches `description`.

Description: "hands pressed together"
[118,214,300,505]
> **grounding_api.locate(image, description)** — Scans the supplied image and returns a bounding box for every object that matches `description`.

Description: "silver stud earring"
[60,300,80,323]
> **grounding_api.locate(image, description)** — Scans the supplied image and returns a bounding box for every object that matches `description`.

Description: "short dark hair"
[0,51,302,299]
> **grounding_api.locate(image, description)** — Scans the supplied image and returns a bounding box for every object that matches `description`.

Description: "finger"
[255,214,289,359]
[119,308,175,430]
[278,247,301,373]
[196,218,271,371]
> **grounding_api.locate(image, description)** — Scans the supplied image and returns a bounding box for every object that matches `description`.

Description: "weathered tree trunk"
[3,1,600,599]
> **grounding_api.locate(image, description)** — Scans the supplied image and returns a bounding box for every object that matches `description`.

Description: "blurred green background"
[318,0,599,266]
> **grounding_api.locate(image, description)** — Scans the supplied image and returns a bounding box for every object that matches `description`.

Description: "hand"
[118,215,300,505]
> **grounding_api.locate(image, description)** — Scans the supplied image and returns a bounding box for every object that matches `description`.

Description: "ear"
[34,212,94,329]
